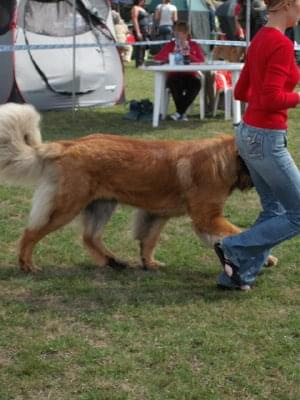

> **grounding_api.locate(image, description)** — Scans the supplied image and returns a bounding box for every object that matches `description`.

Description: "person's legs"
[167,75,186,115]
[182,75,201,114]
[133,32,145,67]
[218,168,285,288]
[218,123,300,286]
[167,75,201,116]
[123,45,133,62]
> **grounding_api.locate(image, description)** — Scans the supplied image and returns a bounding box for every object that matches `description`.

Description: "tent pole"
[72,0,77,120]
[246,0,251,47]
[188,0,192,31]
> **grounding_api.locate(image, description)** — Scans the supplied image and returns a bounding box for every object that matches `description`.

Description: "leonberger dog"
[0,103,277,272]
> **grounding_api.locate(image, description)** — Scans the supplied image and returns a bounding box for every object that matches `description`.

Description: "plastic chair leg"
[224,89,232,120]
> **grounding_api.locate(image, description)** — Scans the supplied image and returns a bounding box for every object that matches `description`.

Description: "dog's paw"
[19,261,41,273]
[143,259,165,270]
[265,254,278,268]
[108,257,128,270]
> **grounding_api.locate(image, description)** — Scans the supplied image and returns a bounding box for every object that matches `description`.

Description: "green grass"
[0,63,299,400]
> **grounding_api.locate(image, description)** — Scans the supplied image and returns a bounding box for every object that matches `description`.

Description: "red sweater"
[234,27,299,129]
[154,39,205,77]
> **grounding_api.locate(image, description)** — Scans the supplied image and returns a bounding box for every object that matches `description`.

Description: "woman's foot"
[217,272,251,291]
[214,241,251,291]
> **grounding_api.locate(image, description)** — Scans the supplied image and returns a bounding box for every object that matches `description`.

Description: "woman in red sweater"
[154,21,205,121]
[214,0,300,290]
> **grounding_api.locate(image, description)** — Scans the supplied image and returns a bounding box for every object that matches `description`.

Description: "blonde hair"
[264,0,294,12]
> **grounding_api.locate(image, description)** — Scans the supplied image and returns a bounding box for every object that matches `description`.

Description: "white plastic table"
[142,62,244,127]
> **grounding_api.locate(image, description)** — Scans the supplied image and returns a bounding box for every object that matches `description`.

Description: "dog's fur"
[0,103,277,272]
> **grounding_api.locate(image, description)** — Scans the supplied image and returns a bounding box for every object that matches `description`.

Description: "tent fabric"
[0,0,124,110]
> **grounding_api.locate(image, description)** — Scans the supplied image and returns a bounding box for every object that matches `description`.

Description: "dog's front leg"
[190,210,278,267]
[190,209,240,248]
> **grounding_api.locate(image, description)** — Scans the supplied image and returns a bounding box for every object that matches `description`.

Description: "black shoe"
[213,241,246,288]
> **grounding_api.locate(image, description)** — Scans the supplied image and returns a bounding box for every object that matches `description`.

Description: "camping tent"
[0,0,124,110]
[147,0,211,41]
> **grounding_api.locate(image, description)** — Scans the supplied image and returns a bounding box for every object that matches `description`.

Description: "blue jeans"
[219,122,300,287]
[158,25,173,41]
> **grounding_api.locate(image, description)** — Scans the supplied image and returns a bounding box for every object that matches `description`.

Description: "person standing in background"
[155,0,178,41]
[214,0,300,290]
[131,0,150,67]
[112,7,133,63]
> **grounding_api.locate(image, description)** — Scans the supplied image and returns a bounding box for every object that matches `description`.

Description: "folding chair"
[212,70,232,120]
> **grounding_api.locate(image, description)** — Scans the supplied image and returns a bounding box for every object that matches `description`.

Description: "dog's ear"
[236,155,253,191]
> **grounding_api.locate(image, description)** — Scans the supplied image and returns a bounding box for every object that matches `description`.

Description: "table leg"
[152,72,166,128]
[232,70,241,126]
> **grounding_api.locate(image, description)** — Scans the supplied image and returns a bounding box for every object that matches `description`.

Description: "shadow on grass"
[0,262,244,317]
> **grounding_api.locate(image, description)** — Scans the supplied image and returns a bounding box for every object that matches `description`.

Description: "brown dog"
[0,103,276,272]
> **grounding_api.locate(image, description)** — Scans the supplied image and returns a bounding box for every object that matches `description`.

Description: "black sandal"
[214,241,243,287]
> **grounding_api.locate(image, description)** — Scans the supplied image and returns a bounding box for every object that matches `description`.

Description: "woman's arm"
[189,42,205,63]
[154,41,175,62]
[260,42,299,110]
[172,9,178,23]
[234,62,250,102]
[155,5,161,23]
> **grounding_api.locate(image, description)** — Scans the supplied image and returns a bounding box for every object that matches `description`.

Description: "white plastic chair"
[160,71,205,120]
[212,71,232,120]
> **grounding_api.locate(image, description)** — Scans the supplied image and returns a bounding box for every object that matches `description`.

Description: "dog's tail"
[0,103,44,186]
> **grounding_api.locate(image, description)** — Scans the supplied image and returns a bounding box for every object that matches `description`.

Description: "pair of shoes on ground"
[170,112,188,121]
[214,241,251,291]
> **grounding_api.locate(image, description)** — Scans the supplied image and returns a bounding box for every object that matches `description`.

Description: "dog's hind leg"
[19,201,86,273]
[82,200,128,270]
[134,210,169,270]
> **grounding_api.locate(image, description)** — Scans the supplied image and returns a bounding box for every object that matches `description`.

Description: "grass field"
[0,63,299,400]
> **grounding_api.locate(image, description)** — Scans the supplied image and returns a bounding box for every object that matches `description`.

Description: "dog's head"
[234,154,253,191]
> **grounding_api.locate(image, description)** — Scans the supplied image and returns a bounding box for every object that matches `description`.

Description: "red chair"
[213,70,233,120]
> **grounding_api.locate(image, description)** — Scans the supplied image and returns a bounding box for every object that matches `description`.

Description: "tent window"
[0,0,16,34]
[24,0,90,37]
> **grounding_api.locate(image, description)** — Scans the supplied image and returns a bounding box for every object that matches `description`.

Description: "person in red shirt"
[154,21,205,121]
[214,0,300,290]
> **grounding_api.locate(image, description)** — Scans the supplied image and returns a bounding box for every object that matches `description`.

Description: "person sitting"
[155,0,178,41]
[154,21,205,121]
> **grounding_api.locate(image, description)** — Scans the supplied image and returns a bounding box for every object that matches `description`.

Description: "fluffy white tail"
[0,103,44,186]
